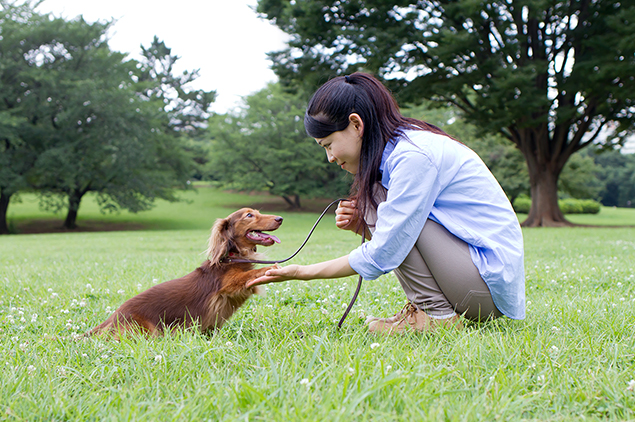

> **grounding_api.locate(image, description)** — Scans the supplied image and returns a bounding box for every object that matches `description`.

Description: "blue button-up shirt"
[348,129,525,319]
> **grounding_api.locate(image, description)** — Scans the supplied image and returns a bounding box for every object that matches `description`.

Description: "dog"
[89,208,282,337]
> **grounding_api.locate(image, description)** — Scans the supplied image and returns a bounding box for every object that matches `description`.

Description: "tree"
[0,0,63,234]
[207,83,349,208]
[257,0,635,226]
[594,149,635,207]
[0,2,215,232]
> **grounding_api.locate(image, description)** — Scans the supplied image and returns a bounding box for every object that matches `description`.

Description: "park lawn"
[0,188,634,420]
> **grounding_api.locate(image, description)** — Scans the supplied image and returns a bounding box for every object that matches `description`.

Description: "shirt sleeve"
[348,149,443,280]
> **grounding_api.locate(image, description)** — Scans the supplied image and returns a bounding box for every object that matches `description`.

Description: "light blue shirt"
[348,129,525,319]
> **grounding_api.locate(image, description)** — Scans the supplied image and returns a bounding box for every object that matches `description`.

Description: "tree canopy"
[258,0,635,226]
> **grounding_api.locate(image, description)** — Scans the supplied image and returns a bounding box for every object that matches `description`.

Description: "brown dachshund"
[89,208,282,337]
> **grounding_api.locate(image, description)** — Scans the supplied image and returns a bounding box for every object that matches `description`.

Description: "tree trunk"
[282,194,302,209]
[522,155,572,227]
[63,189,85,229]
[0,192,11,235]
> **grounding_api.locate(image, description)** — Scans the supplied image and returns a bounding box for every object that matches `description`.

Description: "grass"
[1,188,634,420]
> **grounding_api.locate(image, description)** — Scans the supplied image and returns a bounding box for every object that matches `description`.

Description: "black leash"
[227,198,365,329]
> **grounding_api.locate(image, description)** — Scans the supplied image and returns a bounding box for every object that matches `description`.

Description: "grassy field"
[1,189,634,420]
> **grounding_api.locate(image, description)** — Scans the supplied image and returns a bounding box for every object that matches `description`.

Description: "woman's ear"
[349,113,364,136]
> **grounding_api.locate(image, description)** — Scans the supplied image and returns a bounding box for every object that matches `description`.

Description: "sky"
[34,0,289,113]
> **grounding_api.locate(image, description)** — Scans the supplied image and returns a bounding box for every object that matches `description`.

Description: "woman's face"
[314,114,363,175]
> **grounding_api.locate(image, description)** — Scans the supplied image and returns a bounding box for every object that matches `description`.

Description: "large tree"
[0,0,63,233]
[258,0,635,226]
[207,83,349,208]
[0,2,215,232]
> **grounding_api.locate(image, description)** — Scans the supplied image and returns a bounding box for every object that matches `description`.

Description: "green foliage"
[207,83,350,208]
[558,152,604,201]
[514,197,602,215]
[258,0,635,225]
[0,2,214,231]
[512,196,532,214]
[559,198,601,215]
[594,149,635,208]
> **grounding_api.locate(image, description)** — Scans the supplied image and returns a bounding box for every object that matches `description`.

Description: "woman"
[249,73,525,334]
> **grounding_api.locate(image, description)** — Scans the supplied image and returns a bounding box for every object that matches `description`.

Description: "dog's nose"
[275,216,283,224]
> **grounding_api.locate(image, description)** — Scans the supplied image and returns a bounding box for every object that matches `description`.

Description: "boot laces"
[395,302,419,324]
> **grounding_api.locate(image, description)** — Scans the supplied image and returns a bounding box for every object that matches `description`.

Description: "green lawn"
[1,189,634,420]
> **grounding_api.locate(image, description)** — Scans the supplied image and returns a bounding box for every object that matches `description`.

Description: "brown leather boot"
[367,303,463,335]
[364,302,417,326]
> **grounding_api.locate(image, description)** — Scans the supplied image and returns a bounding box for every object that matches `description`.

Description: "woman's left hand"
[247,264,302,288]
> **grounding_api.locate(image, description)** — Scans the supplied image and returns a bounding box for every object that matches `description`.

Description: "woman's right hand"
[246,264,302,288]
[335,200,360,232]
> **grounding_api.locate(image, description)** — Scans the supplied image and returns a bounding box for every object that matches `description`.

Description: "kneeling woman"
[249,73,525,334]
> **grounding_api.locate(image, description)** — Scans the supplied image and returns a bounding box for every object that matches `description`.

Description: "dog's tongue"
[261,232,281,243]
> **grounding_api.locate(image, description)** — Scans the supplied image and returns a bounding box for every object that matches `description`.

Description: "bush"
[512,197,602,214]
[559,198,584,214]
[512,196,532,213]
[578,199,601,214]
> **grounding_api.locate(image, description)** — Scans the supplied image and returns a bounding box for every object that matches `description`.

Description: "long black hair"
[304,72,452,227]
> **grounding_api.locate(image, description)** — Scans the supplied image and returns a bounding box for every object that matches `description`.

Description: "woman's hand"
[246,255,357,288]
[335,200,360,232]
[247,264,303,288]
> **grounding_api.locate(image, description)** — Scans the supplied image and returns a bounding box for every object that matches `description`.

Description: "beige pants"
[366,191,502,321]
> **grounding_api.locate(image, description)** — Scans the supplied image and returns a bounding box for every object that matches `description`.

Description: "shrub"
[512,197,602,214]
[512,196,532,213]
[559,198,584,214]
[579,199,602,214]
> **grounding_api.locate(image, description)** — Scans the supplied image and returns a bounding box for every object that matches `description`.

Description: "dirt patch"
[10,219,150,235]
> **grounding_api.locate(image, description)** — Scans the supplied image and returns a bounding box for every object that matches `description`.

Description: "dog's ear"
[207,217,232,264]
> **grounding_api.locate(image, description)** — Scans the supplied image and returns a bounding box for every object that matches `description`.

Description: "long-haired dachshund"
[89,208,282,337]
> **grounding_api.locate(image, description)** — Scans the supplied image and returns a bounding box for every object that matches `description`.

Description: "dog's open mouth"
[246,230,281,246]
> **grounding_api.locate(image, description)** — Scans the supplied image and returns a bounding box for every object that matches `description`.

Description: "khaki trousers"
[366,192,502,321]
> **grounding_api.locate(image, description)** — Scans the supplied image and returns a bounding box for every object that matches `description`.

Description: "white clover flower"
[27,365,36,375]
[300,378,310,385]
[225,341,233,347]
[551,326,560,333]
[370,343,380,350]
[628,380,635,392]
[86,283,92,289]
[154,355,163,363]
[79,300,87,307]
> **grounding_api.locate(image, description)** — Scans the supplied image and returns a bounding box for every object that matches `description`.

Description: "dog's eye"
[246,213,253,218]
